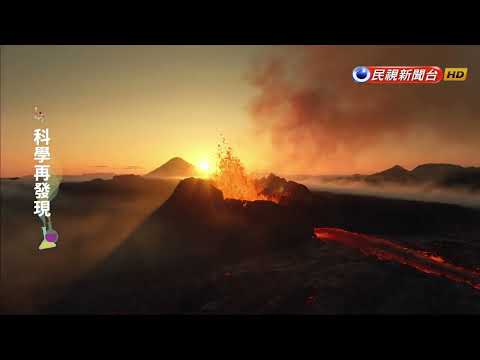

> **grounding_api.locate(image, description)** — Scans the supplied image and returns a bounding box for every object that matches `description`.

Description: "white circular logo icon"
[352,66,371,83]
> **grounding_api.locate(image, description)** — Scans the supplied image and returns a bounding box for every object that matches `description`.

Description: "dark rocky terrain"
[0,176,179,312]
[39,176,480,314]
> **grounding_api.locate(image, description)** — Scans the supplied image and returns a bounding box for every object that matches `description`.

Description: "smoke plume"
[248,46,480,174]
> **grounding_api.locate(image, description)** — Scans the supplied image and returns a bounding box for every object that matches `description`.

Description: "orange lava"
[212,137,274,202]
[314,227,480,291]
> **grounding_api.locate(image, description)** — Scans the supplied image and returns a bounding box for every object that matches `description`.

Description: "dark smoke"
[248,46,480,174]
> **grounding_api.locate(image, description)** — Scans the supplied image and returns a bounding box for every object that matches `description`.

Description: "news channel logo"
[352,66,468,83]
[352,66,371,83]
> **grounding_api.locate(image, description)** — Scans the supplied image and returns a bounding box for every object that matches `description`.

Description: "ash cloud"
[248,46,480,174]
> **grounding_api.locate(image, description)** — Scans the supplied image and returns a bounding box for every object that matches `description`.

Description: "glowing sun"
[197,160,213,176]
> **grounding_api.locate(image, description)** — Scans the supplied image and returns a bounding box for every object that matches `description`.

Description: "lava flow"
[314,227,480,291]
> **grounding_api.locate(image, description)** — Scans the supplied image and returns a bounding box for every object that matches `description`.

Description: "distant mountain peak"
[167,157,186,163]
[410,163,466,182]
[371,165,409,177]
[146,157,198,178]
[412,163,464,172]
[362,162,479,189]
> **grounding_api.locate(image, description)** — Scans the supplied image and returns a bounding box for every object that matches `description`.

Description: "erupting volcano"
[37,157,480,314]
[210,137,312,205]
[190,138,480,293]
[211,137,268,202]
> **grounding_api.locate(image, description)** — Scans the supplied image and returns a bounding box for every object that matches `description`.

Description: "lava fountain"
[211,137,273,202]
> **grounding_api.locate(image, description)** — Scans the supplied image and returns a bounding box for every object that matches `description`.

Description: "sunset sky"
[1,45,479,177]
